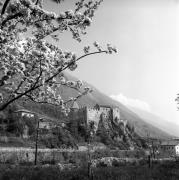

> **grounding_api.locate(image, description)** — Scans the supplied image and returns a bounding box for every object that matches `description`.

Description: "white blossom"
[0,0,116,113]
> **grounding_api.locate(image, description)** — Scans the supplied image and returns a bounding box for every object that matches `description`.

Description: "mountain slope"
[1,73,171,140]
[58,73,171,138]
[129,107,179,137]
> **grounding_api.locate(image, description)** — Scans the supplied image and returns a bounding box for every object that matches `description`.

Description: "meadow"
[0,160,179,180]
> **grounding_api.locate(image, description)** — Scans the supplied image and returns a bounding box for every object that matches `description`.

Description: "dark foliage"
[1,161,179,180]
[40,127,77,149]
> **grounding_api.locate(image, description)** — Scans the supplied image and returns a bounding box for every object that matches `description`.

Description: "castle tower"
[69,101,80,137]
[70,101,80,113]
[112,107,120,123]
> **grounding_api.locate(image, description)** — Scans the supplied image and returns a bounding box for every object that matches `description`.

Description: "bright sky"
[45,0,179,125]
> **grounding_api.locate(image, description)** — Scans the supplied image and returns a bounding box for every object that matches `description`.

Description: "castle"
[69,102,127,137]
[6,102,128,143]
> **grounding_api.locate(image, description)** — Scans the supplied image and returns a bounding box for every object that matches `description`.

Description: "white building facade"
[175,144,179,156]
[160,141,179,156]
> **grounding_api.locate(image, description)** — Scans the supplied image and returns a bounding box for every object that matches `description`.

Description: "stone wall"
[112,108,120,122]
[0,148,146,164]
[0,148,79,164]
[99,106,111,120]
[86,108,101,131]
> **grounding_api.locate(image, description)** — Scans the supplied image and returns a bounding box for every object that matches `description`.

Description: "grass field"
[0,160,179,180]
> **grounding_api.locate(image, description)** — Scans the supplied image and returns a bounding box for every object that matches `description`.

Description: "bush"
[96,161,108,167]
[111,159,121,167]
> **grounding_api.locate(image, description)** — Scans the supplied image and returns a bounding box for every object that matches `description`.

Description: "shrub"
[111,159,121,167]
[96,161,108,167]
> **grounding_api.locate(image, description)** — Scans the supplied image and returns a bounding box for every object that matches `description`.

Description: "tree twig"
[1,0,11,15]
[0,50,107,111]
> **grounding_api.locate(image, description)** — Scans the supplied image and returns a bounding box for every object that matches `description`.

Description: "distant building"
[69,102,126,137]
[13,109,37,138]
[14,109,56,136]
[15,109,35,118]
[160,141,179,156]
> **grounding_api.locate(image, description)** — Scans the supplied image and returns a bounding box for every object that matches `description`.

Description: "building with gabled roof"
[160,141,179,156]
[14,108,57,132]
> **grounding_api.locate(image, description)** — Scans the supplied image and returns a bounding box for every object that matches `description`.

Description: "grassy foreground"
[0,161,179,180]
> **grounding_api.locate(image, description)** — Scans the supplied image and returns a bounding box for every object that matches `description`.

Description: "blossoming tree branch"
[0,0,117,114]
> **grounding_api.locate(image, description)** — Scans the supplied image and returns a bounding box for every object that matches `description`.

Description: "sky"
[45,0,179,125]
